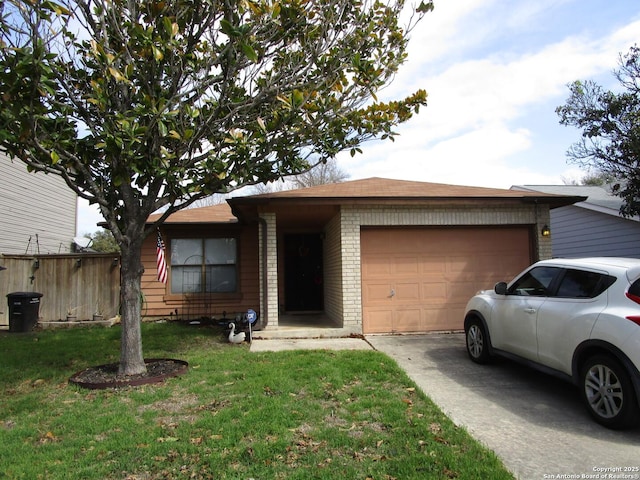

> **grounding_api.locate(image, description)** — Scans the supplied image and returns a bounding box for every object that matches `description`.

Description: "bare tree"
[291,158,350,188]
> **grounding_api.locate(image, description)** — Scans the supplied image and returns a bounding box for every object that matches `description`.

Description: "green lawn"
[0,323,513,479]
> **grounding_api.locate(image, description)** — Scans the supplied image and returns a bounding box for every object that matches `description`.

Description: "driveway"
[366,333,640,480]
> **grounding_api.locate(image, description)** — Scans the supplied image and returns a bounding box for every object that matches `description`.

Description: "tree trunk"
[118,237,147,375]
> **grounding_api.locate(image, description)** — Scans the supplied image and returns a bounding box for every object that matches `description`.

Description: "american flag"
[156,231,168,284]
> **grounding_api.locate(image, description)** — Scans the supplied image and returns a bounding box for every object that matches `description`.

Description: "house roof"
[230,177,584,205]
[148,203,237,224]
[227,177,585,224]
[149,178,586,225]
[513,185,632,219]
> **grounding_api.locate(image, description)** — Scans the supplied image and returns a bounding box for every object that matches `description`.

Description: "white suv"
[464,257,640,429]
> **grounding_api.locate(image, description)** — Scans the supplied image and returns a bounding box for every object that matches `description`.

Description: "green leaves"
[242,43,258,62]
[417,0,435,13]
[39,0,71,18]
[1,0,431,218]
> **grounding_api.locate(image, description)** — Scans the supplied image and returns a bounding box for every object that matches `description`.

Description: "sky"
[76,0,640,234]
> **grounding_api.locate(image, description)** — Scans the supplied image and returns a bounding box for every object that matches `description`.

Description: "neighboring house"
[142,177,582,336]
[0,152,77,255]
[513,185,640,259]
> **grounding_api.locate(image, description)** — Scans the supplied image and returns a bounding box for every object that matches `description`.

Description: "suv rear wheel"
[580,355,640,429]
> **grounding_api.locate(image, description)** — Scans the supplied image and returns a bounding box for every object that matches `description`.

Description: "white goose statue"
[228,322,246,344]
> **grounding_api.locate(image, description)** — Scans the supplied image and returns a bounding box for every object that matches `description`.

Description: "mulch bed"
[69,358,188,390]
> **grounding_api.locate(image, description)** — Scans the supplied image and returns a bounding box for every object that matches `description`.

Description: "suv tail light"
[624,292,640,325]
[626,316,640,326]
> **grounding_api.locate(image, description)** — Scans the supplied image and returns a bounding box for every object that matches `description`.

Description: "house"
[0,151,77,255]
[141,177,583,336]
[513,185,640,259]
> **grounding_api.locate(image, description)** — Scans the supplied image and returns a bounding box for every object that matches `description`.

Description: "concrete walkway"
[250,336,372,352]
[250,333,640,480]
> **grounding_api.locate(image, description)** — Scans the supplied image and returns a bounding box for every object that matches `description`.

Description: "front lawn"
[0,323,513,479]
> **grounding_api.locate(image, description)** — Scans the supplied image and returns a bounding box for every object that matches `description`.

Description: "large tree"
[556,45,640,217]
[0,0,430,374]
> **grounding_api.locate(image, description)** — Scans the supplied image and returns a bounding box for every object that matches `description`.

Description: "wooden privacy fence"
[0,253,121,325]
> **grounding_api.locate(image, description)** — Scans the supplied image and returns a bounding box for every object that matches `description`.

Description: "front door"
[284,234,324,311]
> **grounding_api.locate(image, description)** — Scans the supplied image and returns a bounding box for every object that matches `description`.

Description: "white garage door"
[361,227,532,333]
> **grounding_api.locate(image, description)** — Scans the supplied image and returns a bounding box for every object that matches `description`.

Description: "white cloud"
[344,6,640,192]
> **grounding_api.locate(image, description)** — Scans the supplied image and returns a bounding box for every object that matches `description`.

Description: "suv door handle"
[524,308,536,314]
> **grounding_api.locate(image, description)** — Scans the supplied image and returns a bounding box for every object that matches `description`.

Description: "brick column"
[340,209,362,331]
[259,212,279,328]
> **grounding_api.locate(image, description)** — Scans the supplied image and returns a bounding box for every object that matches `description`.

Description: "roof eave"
[228,195,587,208]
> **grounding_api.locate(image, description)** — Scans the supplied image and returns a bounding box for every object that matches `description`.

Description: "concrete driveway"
[367,333,640,480]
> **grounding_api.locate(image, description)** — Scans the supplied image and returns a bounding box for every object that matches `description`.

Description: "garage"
[361,226,533,333]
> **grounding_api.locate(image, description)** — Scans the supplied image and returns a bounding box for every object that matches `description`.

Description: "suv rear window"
[627,278,640,298]
[556,269,616,298]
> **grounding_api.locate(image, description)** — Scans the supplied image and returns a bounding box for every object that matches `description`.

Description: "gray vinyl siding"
[0,153,77,254]
[550,205,640,258]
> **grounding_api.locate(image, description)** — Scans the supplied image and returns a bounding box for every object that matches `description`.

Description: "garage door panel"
[395,282,420,301]
[423,306,465,331]
[367,309,394,333]
[363,282,393,305]
[362,256,391,277]
[446,256,471,275]
[498,255,531,273]
[450,281,484,303]
[421,282,447,304]
[452,257,491,274]
[395,308,422,332]
[393,256,420,275]
[420,256,447,275]
[362,227,531,334]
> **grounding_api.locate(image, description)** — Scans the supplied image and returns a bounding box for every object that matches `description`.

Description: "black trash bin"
[7,292,43,332]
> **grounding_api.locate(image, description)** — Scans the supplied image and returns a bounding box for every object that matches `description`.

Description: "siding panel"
[0,153,77,254]
[551,206,640,258]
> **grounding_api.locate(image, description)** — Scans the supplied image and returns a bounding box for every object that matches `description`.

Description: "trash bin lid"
[7,292,43,298]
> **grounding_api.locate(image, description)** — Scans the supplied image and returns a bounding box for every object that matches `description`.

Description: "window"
[170,238,237,294]
[556,269,615,298]
[508,266,559,296]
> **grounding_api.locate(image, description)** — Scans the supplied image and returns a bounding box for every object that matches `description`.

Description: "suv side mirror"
[494,282,508,295]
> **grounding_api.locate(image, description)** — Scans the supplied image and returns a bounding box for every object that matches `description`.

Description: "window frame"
[507,266,562,297]
[554,268,616,299]
[507,265,615,299]
[165,235,241,301]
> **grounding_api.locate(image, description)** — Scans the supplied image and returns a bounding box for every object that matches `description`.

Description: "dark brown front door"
[284,233,324,311]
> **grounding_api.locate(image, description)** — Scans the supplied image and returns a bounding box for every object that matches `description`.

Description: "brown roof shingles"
[232,177,581,201]
[148,203,237,224]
